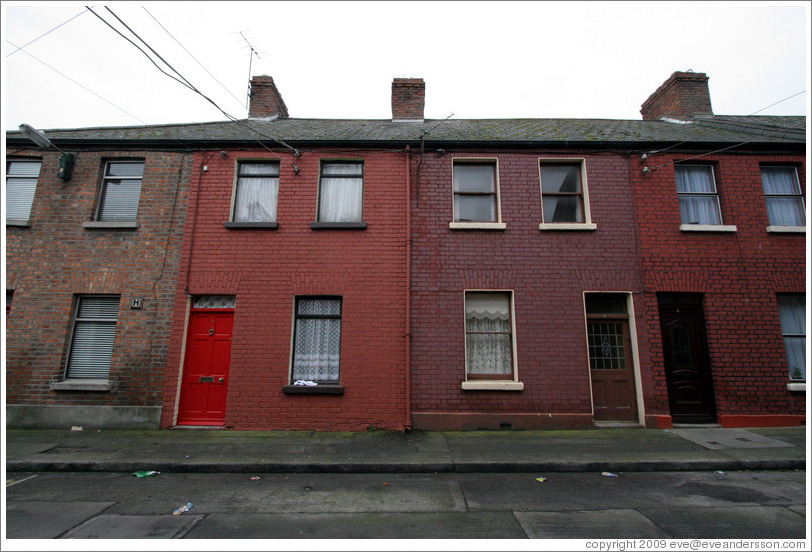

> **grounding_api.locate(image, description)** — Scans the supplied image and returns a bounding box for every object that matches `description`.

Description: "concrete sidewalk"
[4,426,807,474]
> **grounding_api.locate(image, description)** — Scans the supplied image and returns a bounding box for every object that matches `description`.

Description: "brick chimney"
[640,71,713,121]
[248,75,289,119]
[392,78,425,121]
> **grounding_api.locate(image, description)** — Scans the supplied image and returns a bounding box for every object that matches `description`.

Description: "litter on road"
[132,471,159,478]
[601,472,618,477]
[172,502,193,515]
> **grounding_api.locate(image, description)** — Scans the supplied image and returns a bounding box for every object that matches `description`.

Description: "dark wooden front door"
[658,295,716,424]
[588,318,639,421]
[177,310,233,425]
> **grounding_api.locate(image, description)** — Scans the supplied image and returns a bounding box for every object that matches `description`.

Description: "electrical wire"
[142,6,245,111]
[5,7,89,57]
[5,39,148,125]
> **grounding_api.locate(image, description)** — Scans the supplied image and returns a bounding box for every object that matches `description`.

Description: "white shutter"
[66,296,120,380]
[98,162,143,221]
[6,160,41,220]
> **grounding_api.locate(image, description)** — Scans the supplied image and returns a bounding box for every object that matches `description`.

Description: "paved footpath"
[4,426,807,473]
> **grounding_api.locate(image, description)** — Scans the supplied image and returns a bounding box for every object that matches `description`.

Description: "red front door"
[177,310,233,425]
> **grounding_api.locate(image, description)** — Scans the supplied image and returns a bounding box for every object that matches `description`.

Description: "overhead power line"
[6,8,89,57]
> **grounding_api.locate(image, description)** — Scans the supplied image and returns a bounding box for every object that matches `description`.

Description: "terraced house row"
[5,71,806,431]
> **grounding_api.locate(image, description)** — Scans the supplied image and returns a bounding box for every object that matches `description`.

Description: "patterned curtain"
[293,299,342,382]
[465,293,512,376]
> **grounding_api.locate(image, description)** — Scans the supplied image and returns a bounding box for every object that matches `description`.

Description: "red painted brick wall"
[161,148,409,431]
[409,151,647,428]
[631,152,806,424]
[6,149,191,408]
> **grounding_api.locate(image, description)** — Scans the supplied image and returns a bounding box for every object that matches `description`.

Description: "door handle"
[218,377,225,383]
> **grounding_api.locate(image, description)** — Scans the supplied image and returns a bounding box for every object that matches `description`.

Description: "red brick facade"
[5,149,191,426]
[631,152,806,427]
[408,151,648,429]
[159,148,410,431]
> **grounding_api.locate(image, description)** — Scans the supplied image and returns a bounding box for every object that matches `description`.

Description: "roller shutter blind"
[65,296,120,379]
[6,160,42,220]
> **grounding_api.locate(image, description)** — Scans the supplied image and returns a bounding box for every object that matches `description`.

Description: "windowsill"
[224,221,279,229]
[462,380,524,391]
[787,382,806,392]
[282,385,344,395]
[310,222,367,230]
[538,222,597,231]
[6,219,31,227]
[449,222,506,231]
[679,224,737,233]
[83,221,139,230]
[50,379,112,392]
[767,226,805,234]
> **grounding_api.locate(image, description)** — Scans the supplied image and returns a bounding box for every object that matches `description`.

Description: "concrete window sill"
[462,381,524,391]
[449,222,506,231]
[538,222,597,231]
[767,226,805,234]
[224,221,279,229]
[787,382,805,392]
[6,219,31,227]
[282,385,344,395]
[679,224,737,233]
[50,379,112,392]
[83,221,139,230]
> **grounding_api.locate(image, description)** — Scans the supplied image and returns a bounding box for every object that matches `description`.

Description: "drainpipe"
[404,145,412,431]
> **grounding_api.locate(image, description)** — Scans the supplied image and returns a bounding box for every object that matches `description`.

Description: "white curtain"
[465,293,512,376]
[778,296,806,380]
[234,164,278,222]
[675,166,721,225]
[293,299,341,382]
[319,163,363,222]
[762,167,805,226]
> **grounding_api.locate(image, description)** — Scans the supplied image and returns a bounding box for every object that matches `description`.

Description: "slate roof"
[6,115,806,149]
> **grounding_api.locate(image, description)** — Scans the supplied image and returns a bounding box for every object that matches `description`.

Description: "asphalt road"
[4,470,807,540]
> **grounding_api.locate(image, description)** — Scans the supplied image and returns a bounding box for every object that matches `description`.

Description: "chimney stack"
[392,78,425,122]
[640,71,713,121]
[248,75,289,119]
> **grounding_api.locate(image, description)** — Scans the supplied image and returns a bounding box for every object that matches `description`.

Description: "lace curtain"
[761,167,805,226]
[319,163,363,222]
[675,166,721,225]
[465,293,512,376]
[292,299,342,382]
[234,163,279,222]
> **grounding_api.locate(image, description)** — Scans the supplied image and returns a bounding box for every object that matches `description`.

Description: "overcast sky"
[2,1,809,132]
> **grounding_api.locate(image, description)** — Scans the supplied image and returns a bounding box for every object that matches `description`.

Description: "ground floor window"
[777,294,805,382]
[464,291,515,379]
[65,295,120,380]
[292,297,342,384]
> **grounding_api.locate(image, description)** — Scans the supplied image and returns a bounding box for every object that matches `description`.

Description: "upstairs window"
[540,161,590,224]
[761,166,805,228]
[318,162,364,223]
[453,161,499,223]
[674,165,722,225]
[65,295,120,380]
[777,295,805,382]
[6,159,42,223]
[291,297,342,384]
[233,162,280,223]
[97,161,144,221]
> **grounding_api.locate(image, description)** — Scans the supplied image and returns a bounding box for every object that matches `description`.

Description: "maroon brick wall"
[6,149,191,408]
[409,150,647,429]
[160,148,409,431]
[631,152,806,425]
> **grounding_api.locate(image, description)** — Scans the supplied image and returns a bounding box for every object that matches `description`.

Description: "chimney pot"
[640,71,713,121]
[392,78,425,122]
[248,75,289,119]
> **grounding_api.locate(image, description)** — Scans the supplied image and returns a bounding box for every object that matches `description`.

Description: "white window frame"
[450,159,506,230]
[777,294,806,390]
[227,160,281,227]
[675,164,737,232]
[6,159,42,226]
[538,158,597,231]
[461,290,523,391]
[761,165,806,233]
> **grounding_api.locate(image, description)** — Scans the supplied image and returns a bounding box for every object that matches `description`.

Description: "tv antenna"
[241,32,261,110]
